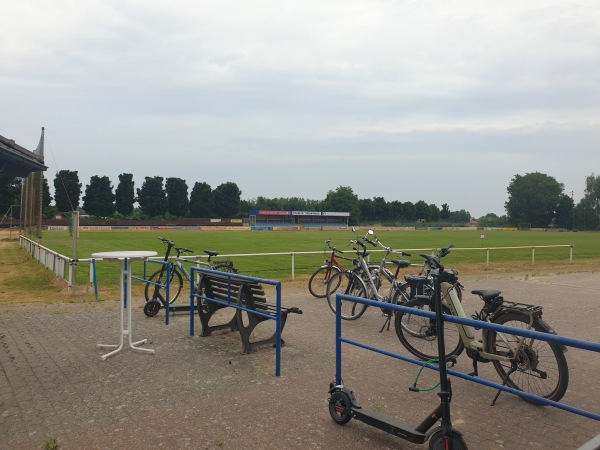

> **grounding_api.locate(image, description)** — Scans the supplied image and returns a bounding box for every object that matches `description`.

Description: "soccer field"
[36,228,597,287]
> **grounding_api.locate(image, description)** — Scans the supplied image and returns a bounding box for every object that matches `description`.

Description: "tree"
[165,177,189,217]
[402,201,415,221]
[388,200,403,221]
[505,172,564,227]
[83,176,116,217]
[440,203,450,220]
[322,186,360,224]
[554,194,574,229]
[115,173,135,216]
[0,174,21,217]
[137,176,167,217]
[428,203,441,222]
[581,173,600,228]
[479,213,505,227]
[189,182,215,217]
[414,200,430,222]
[213,182,241,218]
[53,170,81,212]
[359,198,374,221]
[42,176,52,209]
[372,197,388,221]
[450,210,471,223]
[42,176,56,219]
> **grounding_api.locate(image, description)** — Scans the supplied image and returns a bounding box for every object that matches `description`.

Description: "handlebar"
[158,236,175,246]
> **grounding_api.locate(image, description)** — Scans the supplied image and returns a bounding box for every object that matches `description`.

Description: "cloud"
[1,0,599,218]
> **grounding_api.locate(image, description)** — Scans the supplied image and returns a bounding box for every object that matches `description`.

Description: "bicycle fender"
[535,317,568,352]
[328,384,362,409]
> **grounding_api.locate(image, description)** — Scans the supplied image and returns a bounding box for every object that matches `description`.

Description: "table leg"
[126,258,154,354]
[99,258,154,360]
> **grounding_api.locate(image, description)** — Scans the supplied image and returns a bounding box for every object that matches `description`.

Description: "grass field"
[30,228,599,290]
[3,227,598,303]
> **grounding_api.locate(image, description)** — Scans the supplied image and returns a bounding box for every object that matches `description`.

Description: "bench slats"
[197,274,302,353]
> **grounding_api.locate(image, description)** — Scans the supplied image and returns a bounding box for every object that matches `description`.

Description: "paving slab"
[0,271,599,449]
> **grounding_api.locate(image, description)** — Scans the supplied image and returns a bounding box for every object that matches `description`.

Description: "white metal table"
[92,250,157,360]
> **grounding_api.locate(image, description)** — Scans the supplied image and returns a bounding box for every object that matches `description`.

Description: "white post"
[291,253,295,281]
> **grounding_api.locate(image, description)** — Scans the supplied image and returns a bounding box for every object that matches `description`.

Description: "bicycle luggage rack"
[499,300,543,316]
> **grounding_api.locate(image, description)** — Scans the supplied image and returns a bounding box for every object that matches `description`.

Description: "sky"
[1,0,599,218]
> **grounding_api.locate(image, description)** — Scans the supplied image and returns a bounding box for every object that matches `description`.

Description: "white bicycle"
[395,250,569,404]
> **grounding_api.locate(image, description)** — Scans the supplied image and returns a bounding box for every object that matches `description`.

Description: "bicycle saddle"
[204,250,219,257]
[390,259,411,269]
[471,289,501,301]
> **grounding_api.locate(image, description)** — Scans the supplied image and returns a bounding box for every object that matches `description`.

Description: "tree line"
[1,170,599,229]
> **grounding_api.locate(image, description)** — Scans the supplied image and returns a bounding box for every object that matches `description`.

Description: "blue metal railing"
[190,267,284,376]
[335,293,600,421]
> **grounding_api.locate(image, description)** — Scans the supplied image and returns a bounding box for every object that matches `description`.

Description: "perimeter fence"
[19,235,574,288]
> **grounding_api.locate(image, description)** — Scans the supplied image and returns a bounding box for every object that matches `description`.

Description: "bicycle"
[325,229,411,321]
[143,237,237,317]
[394,249,569,404]
[308,239,355,298]
[400,243,463,303]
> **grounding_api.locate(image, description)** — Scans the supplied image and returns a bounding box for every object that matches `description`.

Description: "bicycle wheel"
[326,272,368,320]
[308,265,341,298]
[486,312,569,403]
[144,268,183,305]
[395,297,464,361]
[214,263,238,274]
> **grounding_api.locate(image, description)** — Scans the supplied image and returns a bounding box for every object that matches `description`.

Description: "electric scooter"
[328,262,468,449]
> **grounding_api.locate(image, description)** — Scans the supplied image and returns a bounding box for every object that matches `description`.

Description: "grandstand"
[248,210,349,230]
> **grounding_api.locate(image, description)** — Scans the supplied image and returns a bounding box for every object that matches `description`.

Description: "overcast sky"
[1,1,599,218]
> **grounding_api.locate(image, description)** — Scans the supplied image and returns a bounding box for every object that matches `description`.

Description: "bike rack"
[334,293,600,439]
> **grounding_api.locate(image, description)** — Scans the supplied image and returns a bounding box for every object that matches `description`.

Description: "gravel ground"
[1,271,599,449]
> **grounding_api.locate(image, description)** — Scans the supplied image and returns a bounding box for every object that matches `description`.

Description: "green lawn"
[33,228,597,289]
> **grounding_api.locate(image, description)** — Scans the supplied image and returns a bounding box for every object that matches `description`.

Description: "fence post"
[570,245,573,264]
[486,248,490,266]
[532,247,535,265]
[291,253,295,281]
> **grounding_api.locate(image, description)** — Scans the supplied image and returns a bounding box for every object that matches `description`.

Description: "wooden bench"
[196,274,302,354]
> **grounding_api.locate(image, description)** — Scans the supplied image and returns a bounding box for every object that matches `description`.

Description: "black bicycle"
[144,237,237,317]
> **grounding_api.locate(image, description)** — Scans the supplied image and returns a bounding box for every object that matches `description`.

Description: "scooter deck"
[351,408,427,444]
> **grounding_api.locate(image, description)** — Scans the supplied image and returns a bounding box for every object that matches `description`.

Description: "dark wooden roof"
[0,133,47,177]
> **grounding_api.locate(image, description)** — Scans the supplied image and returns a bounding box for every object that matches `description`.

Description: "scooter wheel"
[428,428,468,450]
[144,300,161,317]
[328,391,352,425]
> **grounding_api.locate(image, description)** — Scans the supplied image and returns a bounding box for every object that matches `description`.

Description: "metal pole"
[291,253,295,281]
[71,210,79,293]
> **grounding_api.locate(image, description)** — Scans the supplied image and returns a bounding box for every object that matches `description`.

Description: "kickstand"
[490,364,517,406]
[379,314,392,333]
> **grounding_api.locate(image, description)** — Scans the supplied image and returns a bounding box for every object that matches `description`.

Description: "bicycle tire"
[486,311,569,403]
[394,297,464,361]
[326,271,368,320]
[144,268,183,305]
[308,265,341,298]
[214,263,238,274]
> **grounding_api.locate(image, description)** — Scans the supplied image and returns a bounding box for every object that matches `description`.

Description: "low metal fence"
[334,293,600,446]
[20,235,575,286]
